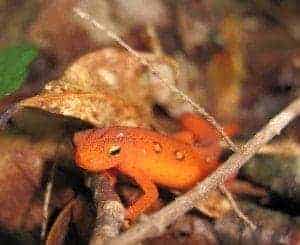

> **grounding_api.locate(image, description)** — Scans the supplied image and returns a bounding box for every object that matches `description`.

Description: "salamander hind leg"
[179,113,239,142]
[172,130,195,144]
[179,113,219,143]
[118,164,159,222]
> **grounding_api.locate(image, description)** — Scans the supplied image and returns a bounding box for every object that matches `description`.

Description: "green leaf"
[0,43,39,99]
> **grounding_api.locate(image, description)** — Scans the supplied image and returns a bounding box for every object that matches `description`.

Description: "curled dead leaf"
[46,197,93,245]
[19,47,208,128]
[20,92,148,128]
[19,48,155,128]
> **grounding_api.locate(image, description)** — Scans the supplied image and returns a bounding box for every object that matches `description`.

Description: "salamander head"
[73,128,124,172]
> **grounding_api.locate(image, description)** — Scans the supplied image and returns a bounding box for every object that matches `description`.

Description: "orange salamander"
[73,113,237,221]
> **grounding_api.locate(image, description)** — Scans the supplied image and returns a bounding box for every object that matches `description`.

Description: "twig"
[41,164,56,241]
[89,174,125,245]
[219,185,256,230]
[107,97,300,245]
[73,7,238,152]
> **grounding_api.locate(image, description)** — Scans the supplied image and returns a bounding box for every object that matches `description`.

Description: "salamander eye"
[108,145,121,155]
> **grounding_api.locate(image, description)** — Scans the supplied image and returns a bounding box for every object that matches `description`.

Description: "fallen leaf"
[46,197,93,245]
[21,92,148,128]
[214,201,299,245]
[19,48,156,128]
[194,190,232,219]
[0,132,74,231]
[28,0,96,66]
[241,154,300,203]
[145,214,218,245]
[206,16,246,122]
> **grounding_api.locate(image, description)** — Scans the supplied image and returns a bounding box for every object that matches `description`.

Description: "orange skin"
[73,113,237,221]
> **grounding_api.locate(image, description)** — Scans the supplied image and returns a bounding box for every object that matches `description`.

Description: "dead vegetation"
[1,1,300,244]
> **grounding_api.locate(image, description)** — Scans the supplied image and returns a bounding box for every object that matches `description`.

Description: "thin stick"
[41,164,56,241]
[73,7,238,152]
[107,97,300,245]
[219,185,256,230]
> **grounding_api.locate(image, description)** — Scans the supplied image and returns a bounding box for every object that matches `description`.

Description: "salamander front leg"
[118,163,159,222]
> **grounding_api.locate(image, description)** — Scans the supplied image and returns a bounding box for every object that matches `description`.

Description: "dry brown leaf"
[75,0,170,47]
[21,92,148,128]
[175,180,266,222]
[45,199,75,245]
[177,1,216,55]
[0,133,74,231]
[28,0,96,65]
[214,201,299,245]
[194,190,232,219]
[20,48,154,128]
[144,214,218,245]
[46,197,92,245]
[176,181,265,220]
[19,47,200,129]
[42,48,148,98]
[206,16,246,122]
[20,45,208,128]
